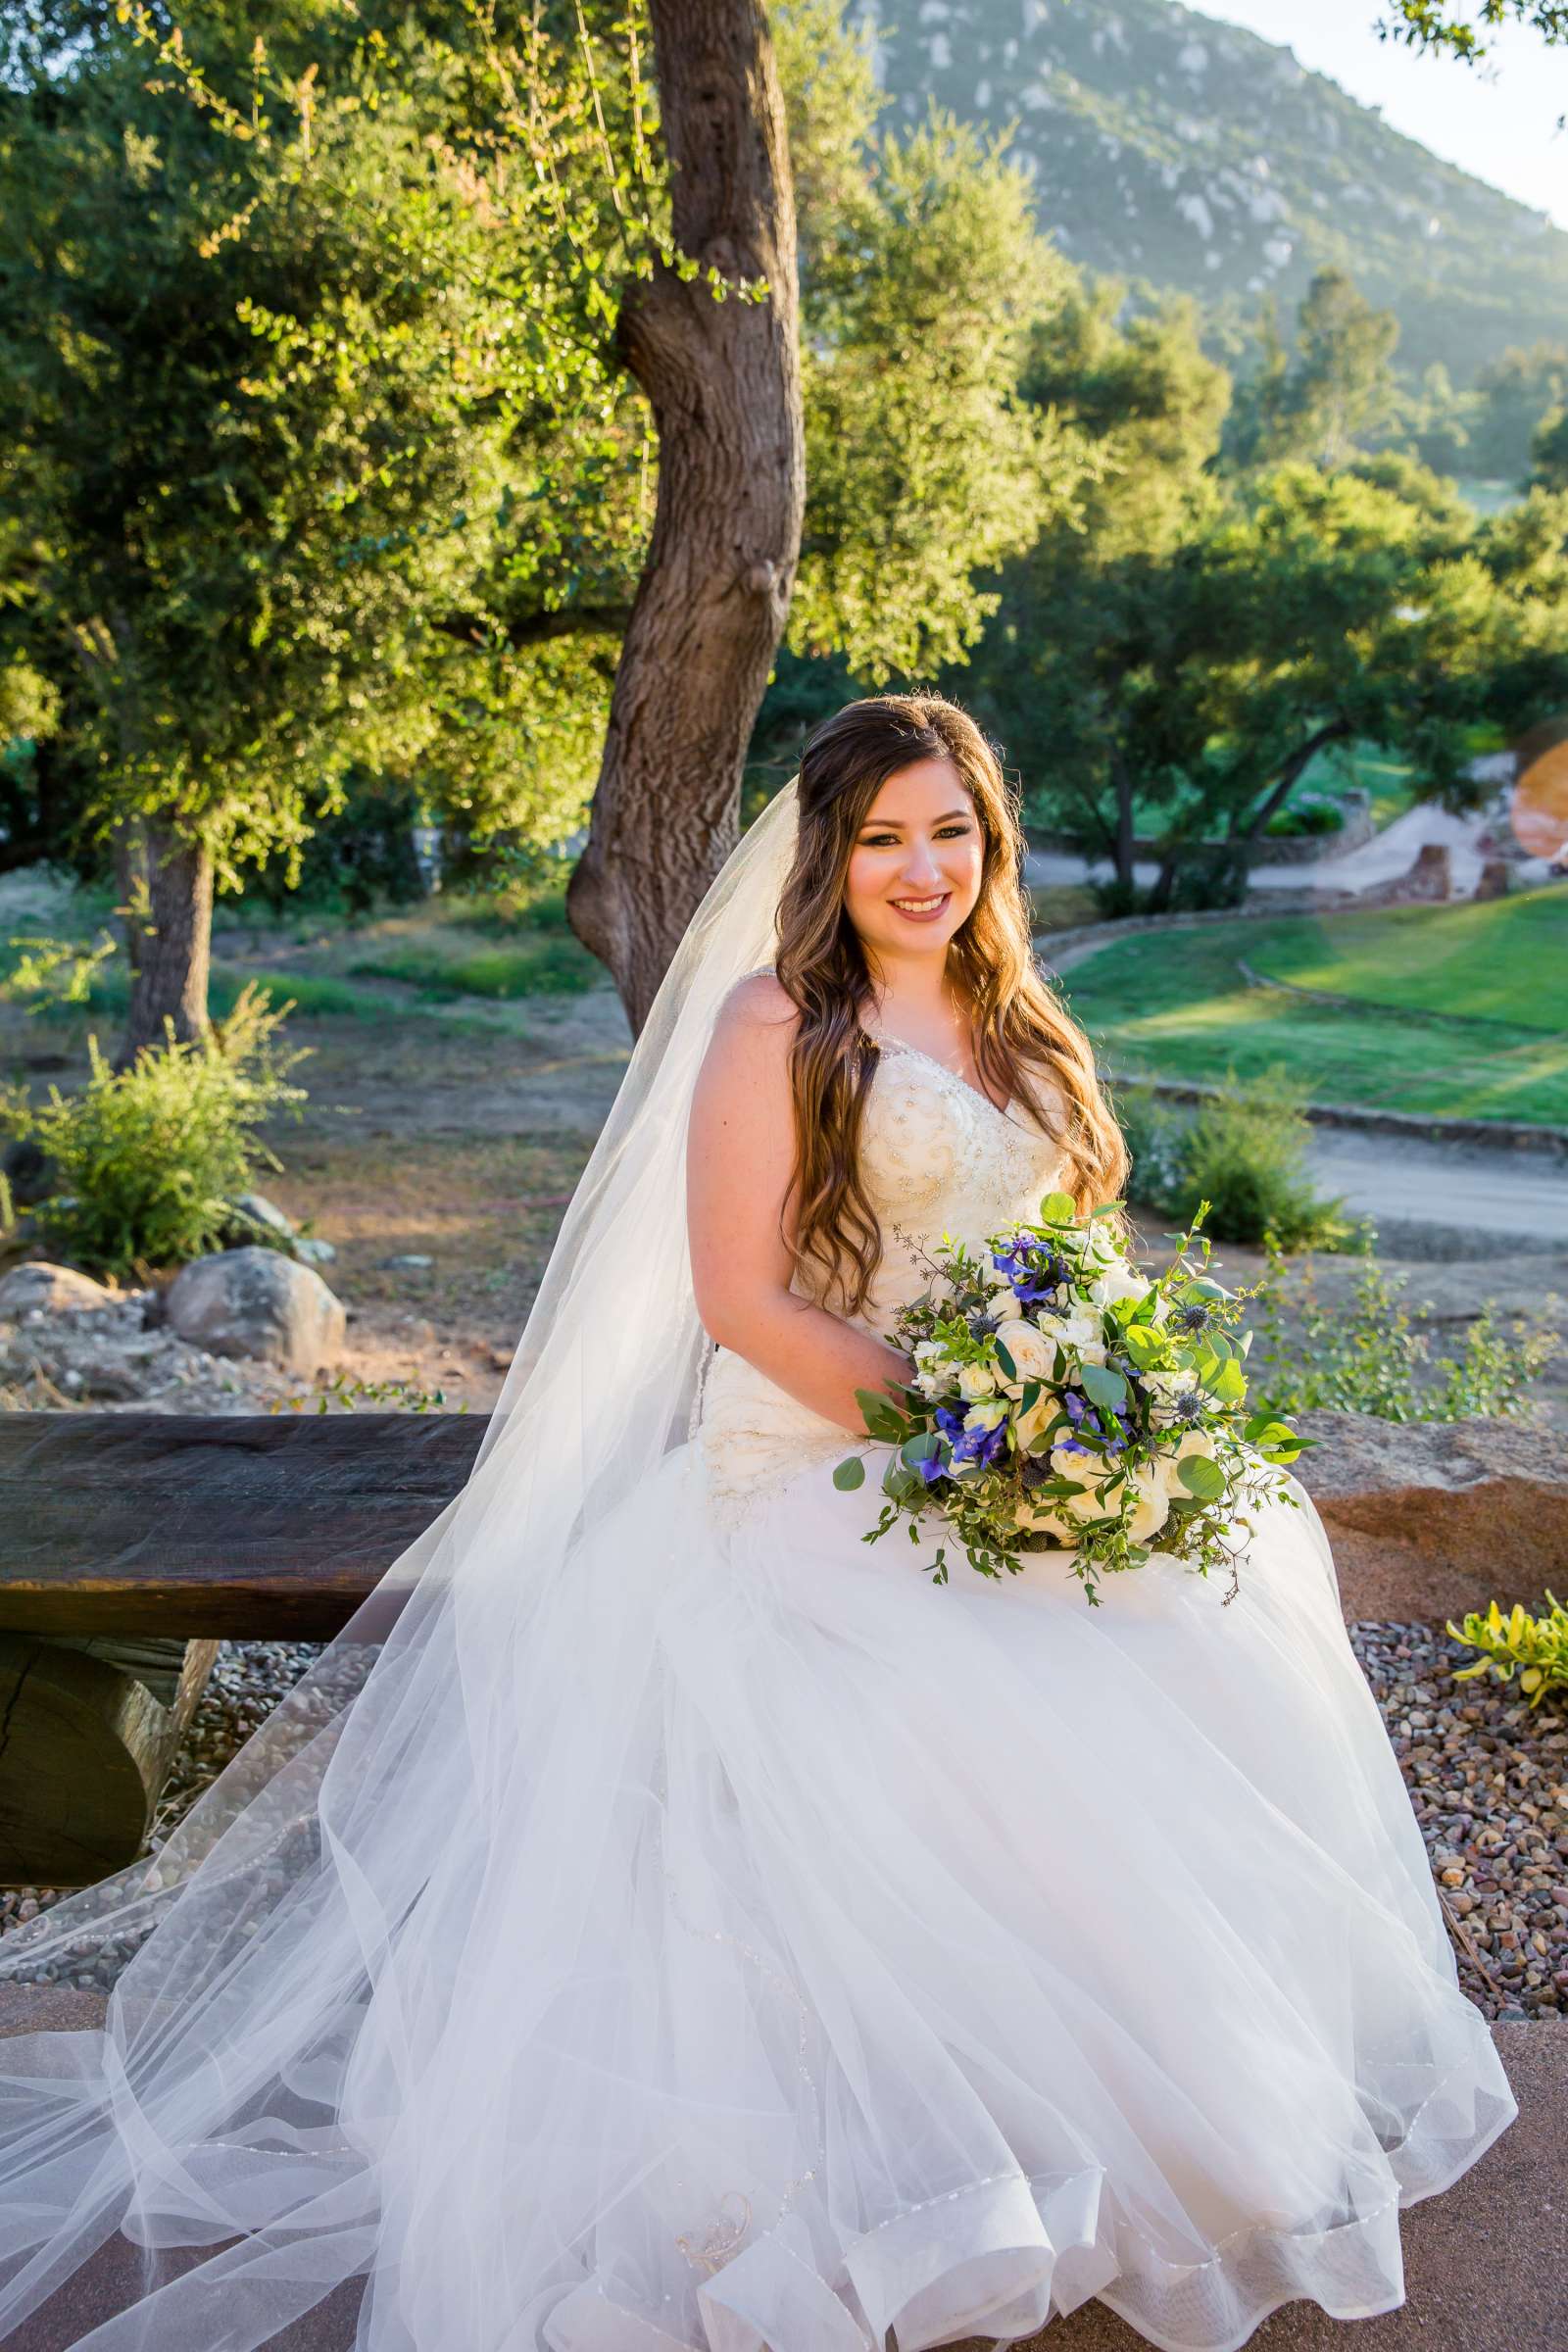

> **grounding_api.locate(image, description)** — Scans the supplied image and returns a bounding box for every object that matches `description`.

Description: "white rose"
[1091,1265,1151,1311]
[987,1288,1019,1324]
[962,1398,1009,1433]
[1125,1464,1173,1544]
[1151,1427,1222,1506]
[1172,1425,1218,1462]
[1054,1310,1108,1368]
[957,1359,998,1401]
[991,1319,1057,1395]
[1047,1444,1103,1521]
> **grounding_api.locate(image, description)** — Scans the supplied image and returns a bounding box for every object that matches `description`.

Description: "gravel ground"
[2,1624,1564,2021]
[1350,1621,1568,2024]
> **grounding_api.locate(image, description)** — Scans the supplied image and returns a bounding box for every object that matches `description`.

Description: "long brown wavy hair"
[773,693,1130,1313]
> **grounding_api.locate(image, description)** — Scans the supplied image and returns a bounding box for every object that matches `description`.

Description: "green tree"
[1529,403,1568,490]
[1462,341,1568,482]
[955,276,1232,894]
[966,405,1568,908]
[1224,270,1402,473]
[0,8,607,1054]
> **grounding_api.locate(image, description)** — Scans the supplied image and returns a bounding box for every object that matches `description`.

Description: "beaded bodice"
[694,1035,1072,1523]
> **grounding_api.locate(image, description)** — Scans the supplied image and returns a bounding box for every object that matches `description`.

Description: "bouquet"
[831,1191,1309,1605]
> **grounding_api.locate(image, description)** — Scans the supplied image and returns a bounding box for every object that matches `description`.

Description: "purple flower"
[948,1414,1008,1470]
[991,1241,1068,1307]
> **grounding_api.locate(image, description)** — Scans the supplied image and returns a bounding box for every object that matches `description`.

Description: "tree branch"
[433,603,635,650]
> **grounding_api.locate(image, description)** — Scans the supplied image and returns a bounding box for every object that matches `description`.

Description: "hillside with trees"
[862,0,1568,394]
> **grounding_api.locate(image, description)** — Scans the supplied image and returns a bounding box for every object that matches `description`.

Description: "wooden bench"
[2,1405,1562,1890]
[0,1412,484,1886]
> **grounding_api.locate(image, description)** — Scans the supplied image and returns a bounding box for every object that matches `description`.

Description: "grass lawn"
[1057,889,1568,1126]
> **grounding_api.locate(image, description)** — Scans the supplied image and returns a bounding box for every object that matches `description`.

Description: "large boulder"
[0,1262,117,1319]
[1291,1409,1568,1622]
[165,1247,345,1376]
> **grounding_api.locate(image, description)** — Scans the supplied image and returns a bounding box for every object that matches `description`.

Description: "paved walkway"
[0,1984,1557,2350]
[1304,1127,1567,1252]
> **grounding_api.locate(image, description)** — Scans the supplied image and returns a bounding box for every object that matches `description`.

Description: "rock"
[165,1248,346,1375]
[221,1191,298,1246]
[1294,1410,1568,1621]
[377,1253,432,1271]
[0,1262,117,1319]
[294,1237,337,1268]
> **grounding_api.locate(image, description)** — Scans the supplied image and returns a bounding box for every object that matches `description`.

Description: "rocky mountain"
[862,0,1568,385]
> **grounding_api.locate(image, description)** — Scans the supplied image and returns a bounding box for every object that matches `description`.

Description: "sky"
[1199,2,1568,229]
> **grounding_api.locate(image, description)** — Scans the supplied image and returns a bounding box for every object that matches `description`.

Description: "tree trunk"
[116,814,214,1064]
[1231,719,1351,846]
[566,0,805,1032]
[1110,753,1137,895]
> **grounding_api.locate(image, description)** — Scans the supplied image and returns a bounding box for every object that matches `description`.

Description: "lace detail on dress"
[695,1036,1071,1528]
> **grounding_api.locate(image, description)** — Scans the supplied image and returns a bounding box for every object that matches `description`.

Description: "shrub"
[1446,1594,1568,1708]
[0,983,310,1276]
[1251,1231,1559,1423]
[1116,1065,1350,1249]
[1264,798,1345,839]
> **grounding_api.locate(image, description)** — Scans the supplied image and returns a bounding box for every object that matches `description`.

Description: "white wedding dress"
[0,792,1518,2352]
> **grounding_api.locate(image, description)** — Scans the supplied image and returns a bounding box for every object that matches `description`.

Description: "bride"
[0,693,1517,2352]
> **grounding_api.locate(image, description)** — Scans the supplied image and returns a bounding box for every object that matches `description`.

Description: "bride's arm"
[686,972,912,1437]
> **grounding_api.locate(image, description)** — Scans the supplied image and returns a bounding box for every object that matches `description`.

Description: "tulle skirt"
[0,1440,1517,2352]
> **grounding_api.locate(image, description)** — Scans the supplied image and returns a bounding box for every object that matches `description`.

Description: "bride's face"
[843,758,985,967]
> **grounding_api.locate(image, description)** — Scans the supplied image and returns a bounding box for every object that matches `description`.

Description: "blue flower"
[990,1241,1066,1307]
[950,1414,1008,1470]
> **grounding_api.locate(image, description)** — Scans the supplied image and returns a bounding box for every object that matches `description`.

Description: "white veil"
[0,777,803,2347]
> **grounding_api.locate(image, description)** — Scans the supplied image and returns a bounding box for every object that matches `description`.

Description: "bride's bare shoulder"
[714,968,798,1040]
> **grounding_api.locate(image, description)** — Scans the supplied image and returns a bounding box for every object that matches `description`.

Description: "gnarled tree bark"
[566,0,805,1033]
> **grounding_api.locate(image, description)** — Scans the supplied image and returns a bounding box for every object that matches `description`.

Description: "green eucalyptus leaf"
[833,1456,866,1492]
[1079,1360,1129,1410]
[1177,1454,1227,1500]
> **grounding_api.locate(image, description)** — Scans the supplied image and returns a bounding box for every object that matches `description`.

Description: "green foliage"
[1263,798,1344,838]
[1,928,118,1011]
[1446,1593,1568,1709]
[0,982,309,1274]
[1381,4,1568,61]
[270,1372,466,1416]
[1222,270,1402,472]
[1531,403,1568,492]
[960,241,1568,903]
[350,934,600,999]
[1115,1066,1350,1249]
[774,1,1098,683]
[1252,1232,1559,1423]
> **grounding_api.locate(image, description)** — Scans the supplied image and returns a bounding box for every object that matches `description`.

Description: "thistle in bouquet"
[832,1192,1312,1605]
